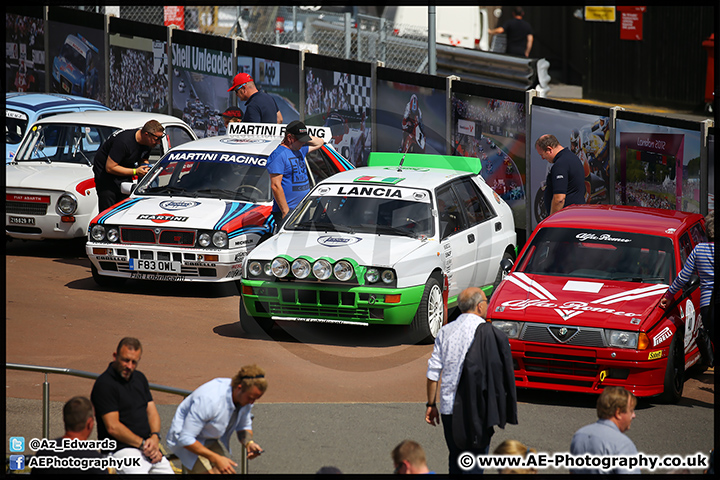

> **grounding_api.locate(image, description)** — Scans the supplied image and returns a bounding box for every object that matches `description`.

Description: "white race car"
[85,123,354,287]
[6,111,197,242]
[240,152,517,342]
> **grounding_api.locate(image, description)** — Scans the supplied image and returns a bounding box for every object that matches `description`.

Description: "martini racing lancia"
[487,204,707,402]
[6,111,196,242]
[86,123,353,287]
[240,153,517,342]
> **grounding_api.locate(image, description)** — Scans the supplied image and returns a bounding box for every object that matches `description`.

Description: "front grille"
[6,202,48,216]
[119,227,196,246]
[269,303,373,321]
[521,323,606,347]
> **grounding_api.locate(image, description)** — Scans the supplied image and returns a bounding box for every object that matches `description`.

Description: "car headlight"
[365,268,380,283]
[107,227,120,243]
[491,320,522,339]
[90,225,106,242]
[291,258,311,279]
[605,330,639,349]
[198,233,211,247]
[271,257,290,278]
[57,193,78,215]
[212,231,228,248]
[248,261,263,276]
[334,260,354,281]
[313,259,332,280]
[381,269,395,284]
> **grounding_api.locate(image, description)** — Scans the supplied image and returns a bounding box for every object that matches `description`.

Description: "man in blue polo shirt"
[227,72,282,123]
[266,120,325,229]
[536,133,586,216]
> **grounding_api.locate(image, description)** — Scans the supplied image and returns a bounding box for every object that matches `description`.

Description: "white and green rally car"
[240,153,517,343]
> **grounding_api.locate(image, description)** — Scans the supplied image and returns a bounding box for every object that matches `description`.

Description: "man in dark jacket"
[452,320,518,469]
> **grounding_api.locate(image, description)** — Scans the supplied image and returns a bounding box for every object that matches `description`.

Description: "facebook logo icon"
[9,436,25,452]
[9,455,25,471]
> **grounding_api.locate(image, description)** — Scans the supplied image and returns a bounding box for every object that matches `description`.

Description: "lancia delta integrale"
[240,153,517,342]
[85,123,353,287]
[487,205,707,402]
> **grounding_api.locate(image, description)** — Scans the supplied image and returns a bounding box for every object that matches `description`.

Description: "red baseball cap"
[228,72,254,92]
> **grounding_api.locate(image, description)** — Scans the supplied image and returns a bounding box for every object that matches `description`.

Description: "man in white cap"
[227,72,282,123]
[267,120,324,228]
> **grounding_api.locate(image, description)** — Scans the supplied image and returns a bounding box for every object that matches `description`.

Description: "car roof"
[165,134,282,156]
[5,93,107,112]
[538,204,704,236]
[315,152,480,190]
[30,110,190,130]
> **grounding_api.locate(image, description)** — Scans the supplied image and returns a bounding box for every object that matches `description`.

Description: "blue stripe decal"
[98,197,145,224]
[213,202,254,230]
[324,144,355,170]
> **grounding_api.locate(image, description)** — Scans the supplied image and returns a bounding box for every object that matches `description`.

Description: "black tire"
[408,277,444,344]
[239,298,274,335]
[91,263,126,288]
[491,251,514,298]
[660,332,685,403]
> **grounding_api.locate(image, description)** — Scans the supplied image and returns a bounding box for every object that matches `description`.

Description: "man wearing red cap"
[228,72,282,124]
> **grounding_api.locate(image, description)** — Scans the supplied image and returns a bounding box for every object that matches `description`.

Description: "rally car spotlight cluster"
[250,256,396,284]
[57,193,78,215]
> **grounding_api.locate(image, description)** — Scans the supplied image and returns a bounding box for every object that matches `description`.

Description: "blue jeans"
[441,414,491,474]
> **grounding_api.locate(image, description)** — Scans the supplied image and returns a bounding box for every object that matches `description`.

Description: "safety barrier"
[5,362,249,474]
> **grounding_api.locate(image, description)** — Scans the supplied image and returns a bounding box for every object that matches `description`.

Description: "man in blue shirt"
[166,365,267,474]
[227,72,282,124]
[570,386,640,474]
[266,120,325,228]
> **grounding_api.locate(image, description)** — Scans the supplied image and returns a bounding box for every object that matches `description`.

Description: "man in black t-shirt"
[31,396,109,475]
[90,337,174,474]
[93,120,165,212]
[489,6,534,57]
[536,134,586,216]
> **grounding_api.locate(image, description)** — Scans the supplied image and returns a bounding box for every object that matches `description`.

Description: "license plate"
[129,259,181,273]
[9,216,35,225]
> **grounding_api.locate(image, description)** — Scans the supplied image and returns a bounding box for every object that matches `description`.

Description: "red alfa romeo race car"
[487,204,708,403]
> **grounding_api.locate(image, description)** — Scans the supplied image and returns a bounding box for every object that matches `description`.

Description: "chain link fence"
[67,5,431,74]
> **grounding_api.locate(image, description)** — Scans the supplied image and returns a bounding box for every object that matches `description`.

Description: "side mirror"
[500,257,514,274]
[120,182,136,195]
[683,274,699,294]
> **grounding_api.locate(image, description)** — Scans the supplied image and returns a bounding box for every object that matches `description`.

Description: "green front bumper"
[241,279,426,325]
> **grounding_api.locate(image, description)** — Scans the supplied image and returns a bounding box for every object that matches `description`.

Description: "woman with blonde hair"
[493,439,537,474]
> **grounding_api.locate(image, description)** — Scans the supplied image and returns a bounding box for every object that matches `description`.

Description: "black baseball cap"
[286,120,312,143]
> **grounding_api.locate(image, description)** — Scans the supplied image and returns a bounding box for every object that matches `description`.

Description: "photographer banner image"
[529,106,610,229]
[47,21,105,103]
[6,12,45,93]
[109,35,168,113]
[237,55,301,124]
[304,67,371,167]
[172,43,233,138]
[616,119,702,213]
[452,93,527,230]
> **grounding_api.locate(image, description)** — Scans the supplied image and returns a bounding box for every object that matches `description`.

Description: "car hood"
[249,230,431,266]
[93,196,273,239]
[6,162,94,193]
[490,272,668,329]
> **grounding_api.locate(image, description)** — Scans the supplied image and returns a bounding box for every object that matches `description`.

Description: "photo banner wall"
[47,7,106,103]
[5,6,45,93]
[529,99,611,230]
[708,127,715,211]
[171,29,233,138]
[235,40,301,124]
[109,17,169,114]
[615,111,703,214]
[375,67,447,155]
[451,82,527,232]
[304,53,372,167]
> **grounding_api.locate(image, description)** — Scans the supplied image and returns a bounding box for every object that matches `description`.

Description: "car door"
[435,183,474,298]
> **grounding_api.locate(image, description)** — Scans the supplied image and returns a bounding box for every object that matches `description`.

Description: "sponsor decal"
[75,178,96,196]
[225,269,243,278]
[159,200,201,210]
[130,272,186,281]
[95,255,125,261]
[576,232,632,243]
[648,350,662,360]
[226,122,331,140]
[684,299,696,349]
[317,235,362,247]
[6,194,50,203]
[653,326,673,346]
[184,262,217,267]
[337,185,402,198]
[354,175,405,185]
[137,214,189,223]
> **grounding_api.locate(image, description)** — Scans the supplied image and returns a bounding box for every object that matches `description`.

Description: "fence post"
[42,373,50,438]
[379,17,386,65]
[344,12,351,59]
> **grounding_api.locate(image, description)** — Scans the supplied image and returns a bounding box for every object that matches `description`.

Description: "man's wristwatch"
[151,431,162,441]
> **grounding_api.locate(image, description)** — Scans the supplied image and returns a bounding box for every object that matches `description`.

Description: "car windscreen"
[135,151,271,203]
[285,184,434,238]
[6,110,29,145]
[14,123,118,165]
[516,227,675,284]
